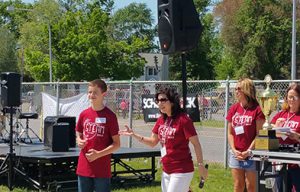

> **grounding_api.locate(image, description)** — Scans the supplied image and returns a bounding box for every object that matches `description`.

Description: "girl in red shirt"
[226,78,265,192]
[119,87,208,192]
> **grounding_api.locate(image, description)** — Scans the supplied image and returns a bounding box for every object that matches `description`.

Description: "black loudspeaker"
[1,72,21,107]
[44,116,76,149]
[158,0,203,54]
[44,122,69,152]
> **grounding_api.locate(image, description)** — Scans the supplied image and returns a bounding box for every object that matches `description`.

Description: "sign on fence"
[142,94,200,122]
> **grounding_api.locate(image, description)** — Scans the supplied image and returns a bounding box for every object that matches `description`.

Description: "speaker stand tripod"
[18,113,42,143]
[0,107,39,191]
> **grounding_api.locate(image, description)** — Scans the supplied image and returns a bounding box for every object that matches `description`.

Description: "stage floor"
[0,143,161,191]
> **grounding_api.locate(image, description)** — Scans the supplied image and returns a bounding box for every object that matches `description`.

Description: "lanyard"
[283,112,296,127]
[236,104,248,126]
[160,118,173,146]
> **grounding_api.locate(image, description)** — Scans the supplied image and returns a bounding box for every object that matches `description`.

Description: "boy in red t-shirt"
[76,79,120,192]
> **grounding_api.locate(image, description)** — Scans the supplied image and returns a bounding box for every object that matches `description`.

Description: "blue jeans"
[276,167,300,192]
[78,175,111,192]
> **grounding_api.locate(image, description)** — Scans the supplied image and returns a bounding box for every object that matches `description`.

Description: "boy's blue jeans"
[78,175,111,192]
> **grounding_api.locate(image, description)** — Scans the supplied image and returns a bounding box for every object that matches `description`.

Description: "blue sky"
[21,0,158,22]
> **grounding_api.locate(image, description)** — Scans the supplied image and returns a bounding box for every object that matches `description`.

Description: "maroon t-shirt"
[152,113,197,174]
[271,110,300,145]
[226,103,265,151]
[76,107,119,178]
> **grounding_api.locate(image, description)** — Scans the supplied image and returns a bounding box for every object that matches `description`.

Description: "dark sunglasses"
[155,98,169,104]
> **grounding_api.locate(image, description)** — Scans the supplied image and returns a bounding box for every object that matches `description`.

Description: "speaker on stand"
[0,72,30,191]
[1,72,21,107]
[158,0,203,55]
[157,0,203,111]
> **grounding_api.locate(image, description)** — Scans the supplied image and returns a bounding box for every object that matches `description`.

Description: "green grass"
[195,119,225,128]
[0,160,233,191]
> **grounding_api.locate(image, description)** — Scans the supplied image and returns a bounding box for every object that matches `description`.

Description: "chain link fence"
[18,79,300,167]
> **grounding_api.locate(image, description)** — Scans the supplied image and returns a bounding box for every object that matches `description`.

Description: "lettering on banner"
[186,97,196,108]
[148,113,161,119]
[143,98,158,109]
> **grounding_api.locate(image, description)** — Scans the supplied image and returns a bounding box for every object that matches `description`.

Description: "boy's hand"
[85,149,100,162]
[77,137,87,149]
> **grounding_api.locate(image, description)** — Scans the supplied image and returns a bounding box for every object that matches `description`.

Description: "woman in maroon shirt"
[271,83,300,191]
[226,78,265,192]
[119,87,208,192]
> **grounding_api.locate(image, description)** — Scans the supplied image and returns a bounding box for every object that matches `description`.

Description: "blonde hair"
[238,78,259,105]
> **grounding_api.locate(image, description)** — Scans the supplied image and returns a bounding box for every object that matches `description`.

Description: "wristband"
[198,162,204,166]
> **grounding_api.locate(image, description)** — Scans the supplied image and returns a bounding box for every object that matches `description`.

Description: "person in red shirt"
[76,79,120,192]
[271,83,300,192]
[226,78,265,192]
[119,99,128,119]
[119,87,208,192]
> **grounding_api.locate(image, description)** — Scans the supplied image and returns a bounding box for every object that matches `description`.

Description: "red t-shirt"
[271,110,300,145]
[76,107,119,178]
[152,113,197,174]
[226,103,265,151]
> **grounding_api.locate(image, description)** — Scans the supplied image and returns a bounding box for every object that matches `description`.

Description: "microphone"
[199,164,208,189]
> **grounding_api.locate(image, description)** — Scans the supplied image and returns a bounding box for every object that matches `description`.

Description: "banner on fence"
[42,92,90,121]
[142,94,200,122]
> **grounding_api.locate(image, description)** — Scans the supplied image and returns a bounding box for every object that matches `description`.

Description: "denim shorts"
[229,150,256,171]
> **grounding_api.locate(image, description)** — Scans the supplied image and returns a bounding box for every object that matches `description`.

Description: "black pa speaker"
[1,72,21,107]
[44,116,76,149]
[44,122,69,152]
[158,0,203,54]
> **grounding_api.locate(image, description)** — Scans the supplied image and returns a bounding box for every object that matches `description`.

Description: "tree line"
[0,0,299,82]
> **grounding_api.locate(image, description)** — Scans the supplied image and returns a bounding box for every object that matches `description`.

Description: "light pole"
[7,5,53,82]
[291,0,297,80]
[15,44,24,81]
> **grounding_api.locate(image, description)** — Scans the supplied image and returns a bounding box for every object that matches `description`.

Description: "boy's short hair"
[88,79,107,92]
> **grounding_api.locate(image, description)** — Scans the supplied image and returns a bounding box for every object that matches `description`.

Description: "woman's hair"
[281,83,300,111]
[155,86,183,119]
[238,78,259,106]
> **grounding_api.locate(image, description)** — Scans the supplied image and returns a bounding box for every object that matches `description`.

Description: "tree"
[214,0,296,79]
[53,1,147,81]
[110,3,156,52]
[16,0,62,81]
[0,27,18,73]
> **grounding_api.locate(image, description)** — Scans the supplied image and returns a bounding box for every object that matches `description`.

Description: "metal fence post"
[224,77,230,168]
[56,81,60,116]
[128,78,134,148]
